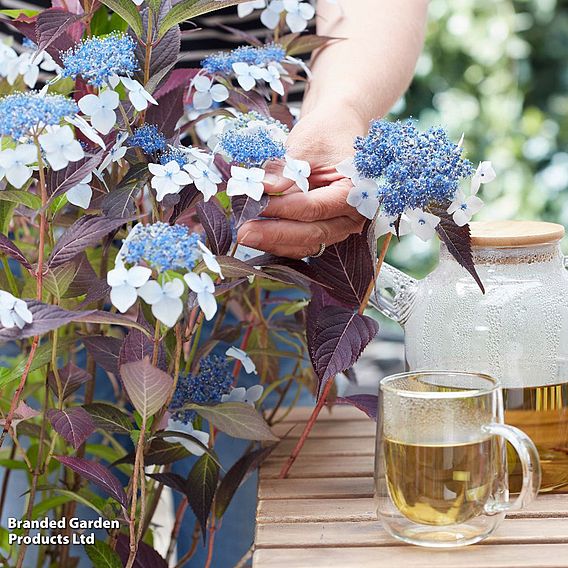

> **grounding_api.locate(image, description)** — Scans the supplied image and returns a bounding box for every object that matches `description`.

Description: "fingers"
[262,179,361,222]
[237,216,365,259]
[263,160,296,195]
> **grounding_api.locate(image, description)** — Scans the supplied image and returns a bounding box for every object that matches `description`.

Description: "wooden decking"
[253,406,568,568]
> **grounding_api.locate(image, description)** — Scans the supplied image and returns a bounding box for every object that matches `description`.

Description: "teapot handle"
[369,263,417,325]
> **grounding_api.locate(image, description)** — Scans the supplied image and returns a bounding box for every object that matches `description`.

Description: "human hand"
[236,108,367,258]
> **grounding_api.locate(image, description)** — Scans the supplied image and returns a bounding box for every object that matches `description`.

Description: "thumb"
[263,159,296,194]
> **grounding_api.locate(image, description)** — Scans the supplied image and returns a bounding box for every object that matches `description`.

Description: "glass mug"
[375,371,541,547]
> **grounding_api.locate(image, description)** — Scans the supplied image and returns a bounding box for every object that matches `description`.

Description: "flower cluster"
[0,40,59,90]
[60,32,138,87]
[202,44,286,75]
[0,92,78,140]
[237,0,316,33]
[128,124,167,155]
[169,355,233,423]
[219,111,288,167]
[121,222,202,272]
[0,290,33,330]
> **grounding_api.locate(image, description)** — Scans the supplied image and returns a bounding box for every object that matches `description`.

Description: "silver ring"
[310,243,326,258]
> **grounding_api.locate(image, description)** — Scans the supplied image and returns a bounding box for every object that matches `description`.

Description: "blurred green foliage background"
[386,0,568,276]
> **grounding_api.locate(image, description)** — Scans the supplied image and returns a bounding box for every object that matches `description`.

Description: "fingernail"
[240,231,262,247]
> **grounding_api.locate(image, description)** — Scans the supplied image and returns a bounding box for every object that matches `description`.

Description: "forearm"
[302,0,429,127]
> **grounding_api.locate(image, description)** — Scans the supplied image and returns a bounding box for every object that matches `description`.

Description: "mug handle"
[482,423,541,514]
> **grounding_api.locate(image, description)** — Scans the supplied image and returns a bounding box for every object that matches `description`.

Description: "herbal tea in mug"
[372,221,568,492]
[375,372,541,547]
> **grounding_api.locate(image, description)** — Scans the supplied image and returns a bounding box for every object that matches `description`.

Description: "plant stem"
[166,499,188,563]
[204,515,217,568]
[359,233,392,315]
[0,444,16,517]
[172,518,200,568]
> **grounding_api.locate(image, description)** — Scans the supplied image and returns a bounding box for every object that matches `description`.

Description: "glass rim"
[379,370,500,399]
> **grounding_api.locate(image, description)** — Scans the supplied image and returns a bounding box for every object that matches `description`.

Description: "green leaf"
[43,262,79,301]
[53,488,105,517]
[31,495,72,519]
[86,540,122,568]
[0,201,16,235]
[184,403,279,441]
[0,8,39,17]
[186,453,219,540]
[0,190,42,210]
[158,0,248,39]
[114,438,190,466]
[83,403,133,434]
[98,0,144,37]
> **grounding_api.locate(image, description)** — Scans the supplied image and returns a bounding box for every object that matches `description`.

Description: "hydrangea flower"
[169,355,233,423]
[38,125,84,171]
[202,44,287,75]
[60,32,138,87]
[163,419,210,455]
[218,111,288,167]
[149,161,192,202]
[185,160,222,202]
[405,208,440,241]
[121,222,202,272]
[107,261,152,313]
[375,213,411,239]
[0,92,78,141]
[78,90,119,135]
[226,166,265,200]
[138,278,185,328]
[0,290,33,330]
[225,347,257,374]
[120,77,158,112]
[261,0,315,33]
[128,124,167,155]
[184,272,217,321]
[66,173,93,209]
[352,120,474,217]
[283,155,311,192]
[0,144,37,188]
[191,75,229,110]
[221,385,264,406]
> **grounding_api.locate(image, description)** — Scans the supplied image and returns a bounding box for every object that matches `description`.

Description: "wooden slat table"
[253,406,568,568]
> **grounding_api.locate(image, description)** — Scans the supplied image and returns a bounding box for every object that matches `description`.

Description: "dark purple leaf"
[428,203,485,293]
[215,256,275,281]
[284,34,338,57]
[170,184,201,224]
[120,358,173,419]
[48,362,91,400]
[335,395,378,421]
[100,164,149,218]
[0,233,31,270]
[114,438,189,466]
[269,103,295,129]
[0,301,96,342]
[77,311,150,333]
[186,453,219,541]
[306,284,342,366]
[83,336,123,376]
[83,403,132,434]
[47,407,95,449]
[48,216,127,268]
[46,153,102,201]
[119,325,166,372]
[2,14,38,46]
[196,199,231,256]
[227,90,269,116]
[55,456,127,507]
[213,154,231,182]
[231,194,269,229]
[308,233,374,308]
[115,534,168,568]
[36,8,83,55]
[145,85,185,138]
[215,445,275,519]
[311,306,379,396]
[154,68,200,99]
[146,472,187,495]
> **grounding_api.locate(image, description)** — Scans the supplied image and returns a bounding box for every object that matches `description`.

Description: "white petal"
[152,296,183,328]
[466,195,484,215]
[110,284,138,313]
[245,384,263,402]
[6,165,32,189]
[126,266,152,288]
[193,91,213,110]
[163,278,185,299]
[107,263,128,286]
[15,144,37,164]
[13,300,33,324]
[286,12,308,32]
[197,290,217,321]
[91,108,116,135]
[260,6,281,28]
[210,83,229,102]
[63,140,85,163]
[129,91,148,111]
[335,157,358,180]
[193,75,213,92]
[226,347,257,374]
[236,73,256,91]
[357,196,380,220]
[148,162,165,176]
[99,89,120,109]
[66,183,92,209]
[78,93,101,116]
[452,208,471,227]
[138,280,163,304]
[184,272,204,293]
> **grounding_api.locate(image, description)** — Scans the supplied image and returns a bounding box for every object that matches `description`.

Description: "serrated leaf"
[146,471,187,494]
[184,402,278,441]
[335,395,378,421]
[99,0,143,37]
[231,194,269,229]
[114,438,189,466]
[145,83,185,138]
[120,358,173,420]
[115,534,168,568]
[215,256,275,281]
[46,152,102,202]
[0,189,42,210]
[119,325,167,371]
[311,306,379,396]
[47,407,95,449]
[285,34,337,57]
[0,232,31,270]
[55,456,127,507]
[428,203,485,293]
[43,262,79,300]
[48,215,126,268]
[215,445,275,518]
[157,0,249,39]
[100,164,148,218]
[85,539,122,568]
[36,8,83,54]
[196,199,231,255]
[186,453,219,541]
[83,336,123,376]
[83,403,133,434]
[48,362,91,400]
[308,232,374,308]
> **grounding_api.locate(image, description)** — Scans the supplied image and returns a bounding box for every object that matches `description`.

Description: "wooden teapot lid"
[469,221,565,247]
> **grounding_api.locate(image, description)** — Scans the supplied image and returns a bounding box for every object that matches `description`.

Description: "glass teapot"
[371,221,568,492]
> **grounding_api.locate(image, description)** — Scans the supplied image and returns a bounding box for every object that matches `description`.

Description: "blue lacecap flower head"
[122,222,202,272]
[128,124,167,155]
[159,147,189,168]
[219,111,288,167]
[353,119,474,216]
[202,43,286,75]
[169,355,233,424]
[60,32,138,87]
[0,91,78,140]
